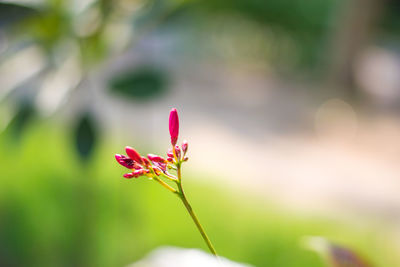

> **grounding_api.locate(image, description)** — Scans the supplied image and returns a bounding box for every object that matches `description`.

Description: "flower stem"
[176,181,218,256]
[154,176,177,193]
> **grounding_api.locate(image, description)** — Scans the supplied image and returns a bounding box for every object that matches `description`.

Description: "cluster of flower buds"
[115,108,189,183]
[115,108,218,257]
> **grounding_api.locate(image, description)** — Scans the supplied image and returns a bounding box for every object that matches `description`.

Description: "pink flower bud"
[115,154,134,169]
[174,145,181,159]
[167,157,173,163]
[153,167,162,176]
[147,154,167,163]
[123,173,135,178]
[125,146,143,164]
[169,108,179,146]
[182,140,188,154]
[132,169,146,177]
[132,164,143,170]
[167,149,173,158]
[141,157,151,167]
[157,162,167,172]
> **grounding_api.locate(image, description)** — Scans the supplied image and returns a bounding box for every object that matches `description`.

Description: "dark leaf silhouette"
[109,66,168,100]
[74,113,98,162]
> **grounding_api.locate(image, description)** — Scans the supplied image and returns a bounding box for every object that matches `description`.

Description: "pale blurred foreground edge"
[128,247,254,267]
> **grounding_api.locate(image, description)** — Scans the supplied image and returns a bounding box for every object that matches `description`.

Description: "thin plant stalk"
[175,165,218,256]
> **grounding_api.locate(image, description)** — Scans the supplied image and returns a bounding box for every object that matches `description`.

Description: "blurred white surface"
[128,247,253,267]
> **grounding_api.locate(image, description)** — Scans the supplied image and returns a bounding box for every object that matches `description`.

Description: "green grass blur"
[0,121,398,267]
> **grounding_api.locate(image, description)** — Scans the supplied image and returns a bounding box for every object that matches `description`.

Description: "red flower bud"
[167,157,173,163]
[132,164,143,170]
[156,162,167,172]
[153,167,162,176]
[141,156,151,167]
[125,146,143,164]
[147,154,167,164]
[132,169,146,177]
[169,108,179,146]
[174,145,181,159]
[167,149,173,158]
[182,140,188,154]
[123,173,135,178]
[115,154,134,169]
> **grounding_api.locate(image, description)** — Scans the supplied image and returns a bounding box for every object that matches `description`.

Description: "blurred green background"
[1,0,400,266]
[2,123,399,266]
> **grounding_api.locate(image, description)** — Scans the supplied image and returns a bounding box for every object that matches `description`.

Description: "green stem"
[154,177,176,193]
[177,181,218,256]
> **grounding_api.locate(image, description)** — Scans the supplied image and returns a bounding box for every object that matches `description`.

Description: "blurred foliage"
[3,100,36,141]
[304,237,373,267]
[0,123,399,267]
[1,0,399,82]
[144,0,339,68]
[190,0,335,34]
[74,112,98,162]
[109,66,168,100]
[21,2,70,51]
[0,3,37,27]
[380,0,400,39]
